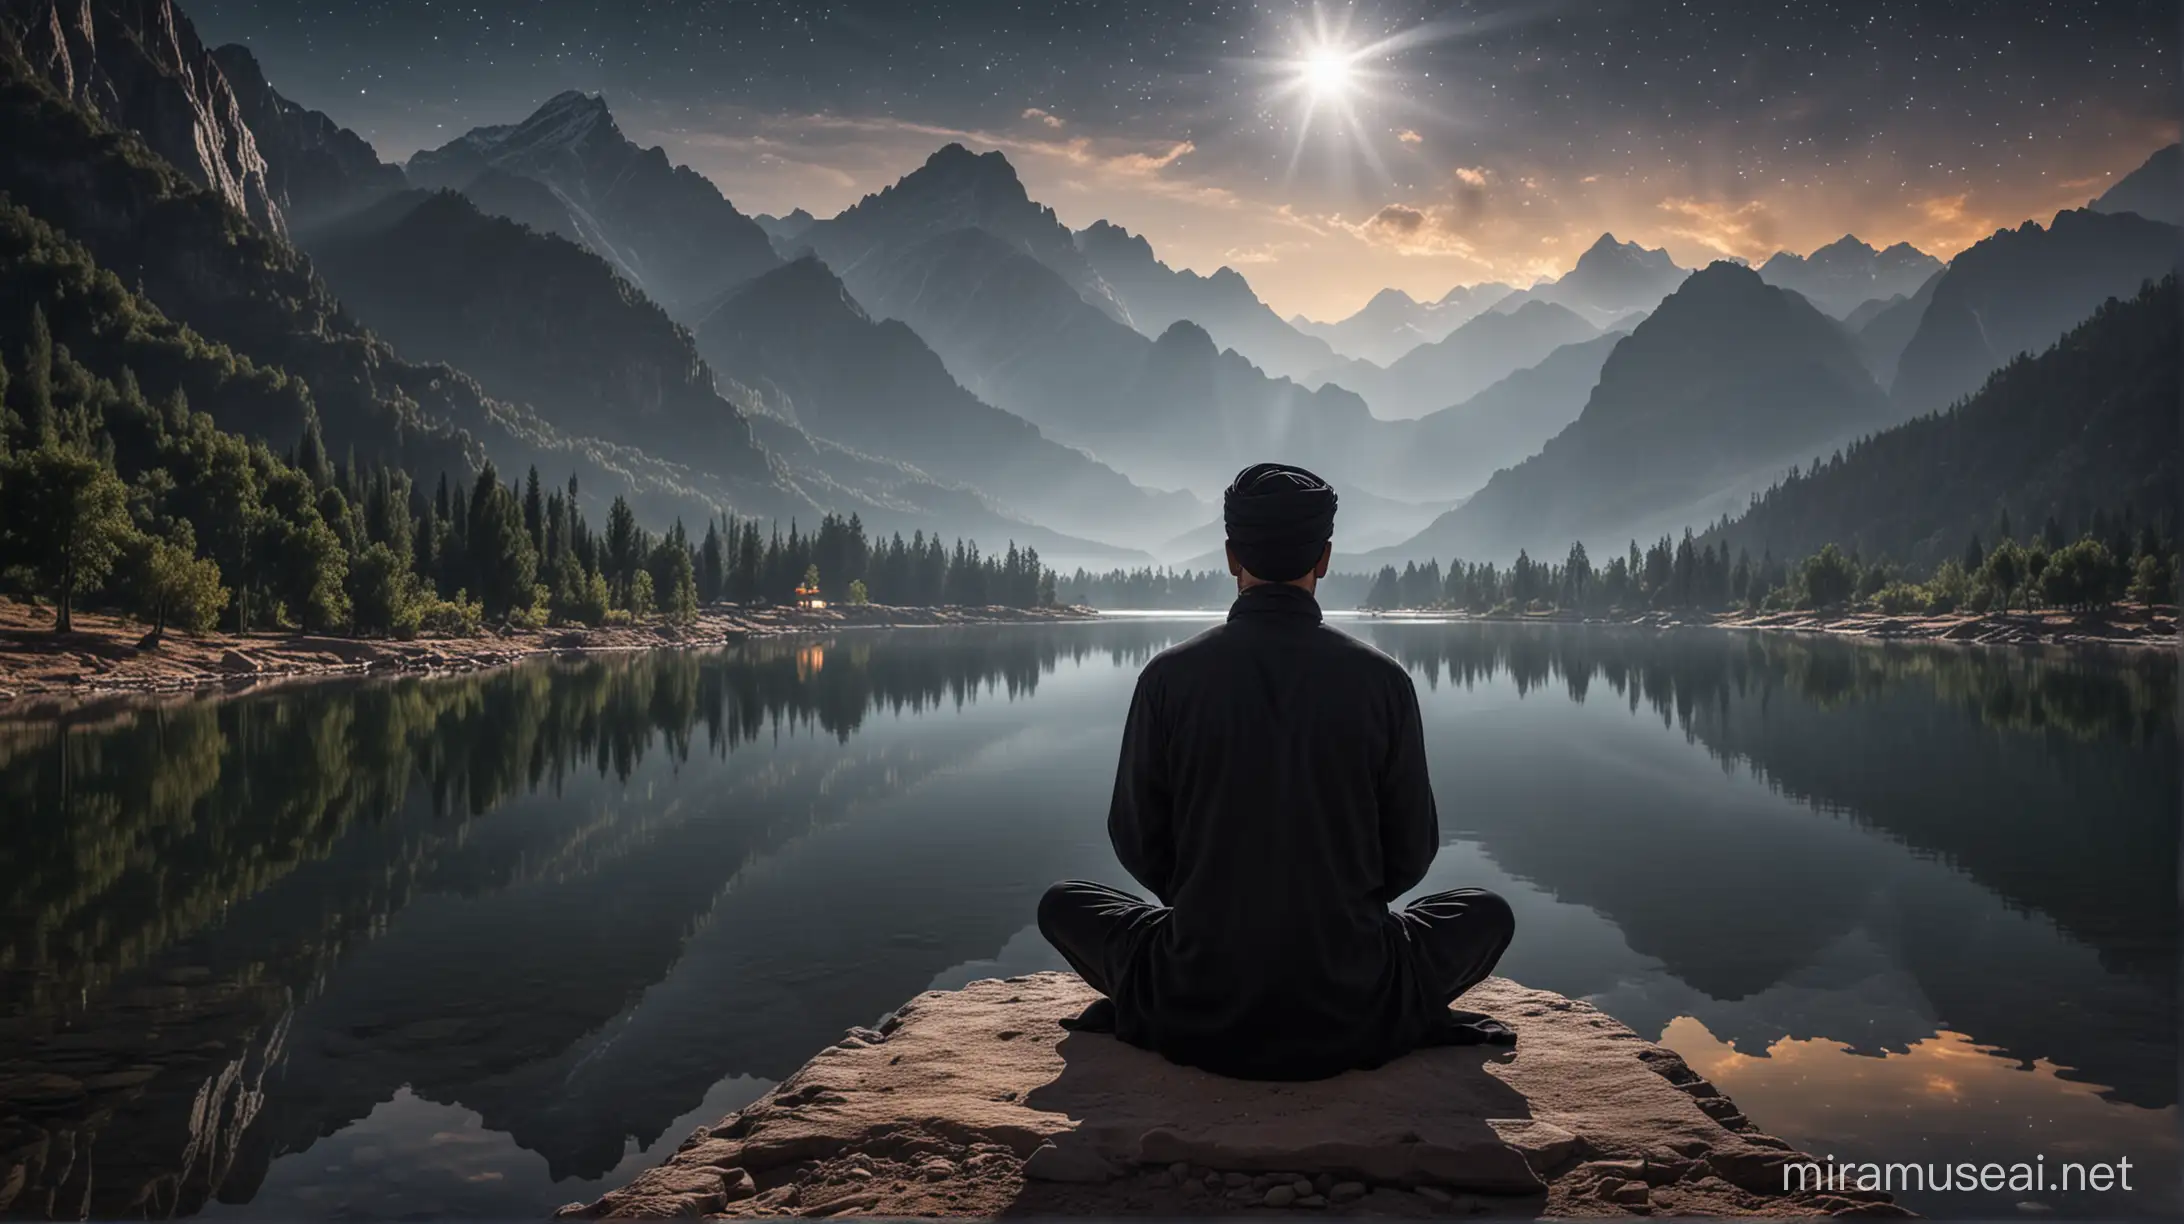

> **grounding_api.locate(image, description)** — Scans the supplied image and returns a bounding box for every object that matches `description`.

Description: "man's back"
[1103,583,1439,1078]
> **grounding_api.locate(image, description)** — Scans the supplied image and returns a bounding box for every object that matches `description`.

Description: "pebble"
[1180,1180,1206,1199]
[1416,1185,1453,1204]
[1169,1162,1190,1181]
[1224,1172,1251,1188]
[1329,1182,1368,1203]
[1264,1185,1298,1207]
[1291,1178,1314,1196]
[1312,1174,1334,1195]
[1298,1194,1326,1208]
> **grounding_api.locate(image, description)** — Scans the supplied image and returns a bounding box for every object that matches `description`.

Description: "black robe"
[1102,582,1442,1078]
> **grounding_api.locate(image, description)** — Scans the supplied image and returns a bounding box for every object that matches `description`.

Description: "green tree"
[1978,541,2025,613]
[348,541,425,638]
[627,569,656,619]
[2038,538,2120,611]
[272,513,350,634]
[605,495,641,607]
[129,524,229,645]
[2127,552,2177,606]
[655,537,699,625]
[0,440,133,632]
[467,464,539,620]
[12,304,55,441]
[847,578,870,606]
[574,570,611,627]
[1798,544,1857,609]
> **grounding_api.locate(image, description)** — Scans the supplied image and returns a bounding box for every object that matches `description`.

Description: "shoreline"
[1351,602,2178,651]
[5,595,2171,710]
[0,599,1099,709]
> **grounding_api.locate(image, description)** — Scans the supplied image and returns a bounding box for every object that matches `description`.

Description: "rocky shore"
[0,598,1098,707]
[557,973,1910,1219]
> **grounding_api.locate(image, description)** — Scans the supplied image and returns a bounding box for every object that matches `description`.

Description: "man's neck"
[1236,576,1318,597]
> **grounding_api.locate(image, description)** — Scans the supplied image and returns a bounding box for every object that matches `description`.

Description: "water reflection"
[0,622,2173,1219]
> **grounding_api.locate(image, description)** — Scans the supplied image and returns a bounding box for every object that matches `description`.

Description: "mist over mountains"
[3,0,2174,583]
[408,89,781,322]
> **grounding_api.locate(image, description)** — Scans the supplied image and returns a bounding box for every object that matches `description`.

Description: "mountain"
[1291,282,1515,365]
[828,223,1146,435]
[754,207,815,247]
[406,91,779,319]
[1891,208,2179,414]
[734,409,1152,572]
[453,165,585,242]
[690,255,1200,545]
[1378,263,1894,564]
[786,153,1415,498]
[1312,300,1602,420]
[1490,233,1689,323]
[2,0,281,232]
[1841,294,1902,332]
[1072,219,1337,381]
[210,43,406,230]
[2090,143,2181,225]
[304,189,777,488]
[0,18,811,530]
[1375,330,1631,503]
[1847,269,1942,387]
[1103,319,1385,493]
[1757,236,1944,317]
[1710,277,2177,569]
[801,142,1127,322]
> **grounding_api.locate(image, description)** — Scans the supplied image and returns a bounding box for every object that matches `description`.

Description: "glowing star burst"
[1302,45,1357,98]
[1259,6,1425,187]
[1246,3,1534,191]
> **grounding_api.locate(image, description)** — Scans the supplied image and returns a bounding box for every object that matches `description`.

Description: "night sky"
[191,0,2180,318]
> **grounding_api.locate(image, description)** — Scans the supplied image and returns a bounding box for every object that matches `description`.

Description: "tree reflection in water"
[0,622,2170,1218]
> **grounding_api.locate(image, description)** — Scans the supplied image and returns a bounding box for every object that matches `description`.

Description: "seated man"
[1038,462,1515,1081]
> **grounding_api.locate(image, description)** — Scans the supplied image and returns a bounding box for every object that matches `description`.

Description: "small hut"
[794,583,823,610]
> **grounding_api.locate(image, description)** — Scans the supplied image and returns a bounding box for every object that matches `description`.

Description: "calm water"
[0,620,2176,1220]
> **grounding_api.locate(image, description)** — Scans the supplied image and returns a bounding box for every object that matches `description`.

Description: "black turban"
[1224,462,1338,582]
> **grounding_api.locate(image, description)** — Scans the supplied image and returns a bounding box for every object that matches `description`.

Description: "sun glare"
[1303,46,1355,98]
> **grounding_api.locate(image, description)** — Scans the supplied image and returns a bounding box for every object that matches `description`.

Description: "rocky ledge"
[556,974,1909,1219]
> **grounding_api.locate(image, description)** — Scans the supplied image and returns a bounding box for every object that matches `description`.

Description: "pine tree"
[15,305,55,441]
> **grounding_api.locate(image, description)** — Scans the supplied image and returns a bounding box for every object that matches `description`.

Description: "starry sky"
[191,0,2179,320]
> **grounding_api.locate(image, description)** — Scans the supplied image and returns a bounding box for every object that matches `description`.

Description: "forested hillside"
[1710,277,2179,569]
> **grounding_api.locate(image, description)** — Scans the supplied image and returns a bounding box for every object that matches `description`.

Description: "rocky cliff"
[558,973,1908,1218]
[4,0,281,231]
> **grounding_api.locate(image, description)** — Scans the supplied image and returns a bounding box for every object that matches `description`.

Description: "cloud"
[1656,196,1780,262]
[1397,128,1423,145]
[1106,140,1195,176]
[1221,241,1309,265]
[1021,107,1065,129]
[1331,203,1479,258]
[1910,191,2001,253]
[1453,165,1489,187]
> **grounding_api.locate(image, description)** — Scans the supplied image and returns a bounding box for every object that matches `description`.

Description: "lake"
[1,619,2175,1220]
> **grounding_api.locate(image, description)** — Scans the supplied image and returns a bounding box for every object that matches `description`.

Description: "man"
[1038,462,1516,1081]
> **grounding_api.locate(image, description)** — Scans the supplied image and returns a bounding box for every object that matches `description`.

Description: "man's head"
[1224,462,1338,592]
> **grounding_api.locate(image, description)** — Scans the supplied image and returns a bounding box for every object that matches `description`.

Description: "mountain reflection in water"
[0,622,2173,1219]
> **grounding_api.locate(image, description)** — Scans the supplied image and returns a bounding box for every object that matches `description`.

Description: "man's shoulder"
[1143,620,1413,687]
[1314,624,1416,684]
